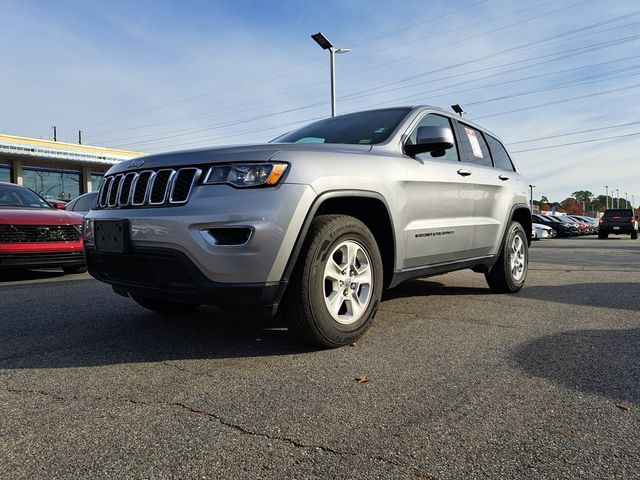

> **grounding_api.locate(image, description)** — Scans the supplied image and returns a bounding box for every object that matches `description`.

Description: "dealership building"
[0,134,143,202]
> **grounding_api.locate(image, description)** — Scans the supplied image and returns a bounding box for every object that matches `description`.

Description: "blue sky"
[1,0,639,204]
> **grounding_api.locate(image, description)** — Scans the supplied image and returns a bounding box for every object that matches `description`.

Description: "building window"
[22,167,80,202]
[91,173,104,192]
[0,165,11,183]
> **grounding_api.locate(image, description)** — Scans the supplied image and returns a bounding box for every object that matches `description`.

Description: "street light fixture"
[311,32,350,117]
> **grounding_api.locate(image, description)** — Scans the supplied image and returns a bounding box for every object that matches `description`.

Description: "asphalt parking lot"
[1,236,639,479]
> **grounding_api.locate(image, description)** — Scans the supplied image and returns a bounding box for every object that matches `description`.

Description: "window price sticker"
[465,127,483,158]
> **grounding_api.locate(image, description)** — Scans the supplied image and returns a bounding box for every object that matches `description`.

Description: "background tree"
[561,198,583,215]
[571,190,594,205]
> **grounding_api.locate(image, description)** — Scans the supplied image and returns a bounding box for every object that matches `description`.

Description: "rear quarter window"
[486,134,515,172]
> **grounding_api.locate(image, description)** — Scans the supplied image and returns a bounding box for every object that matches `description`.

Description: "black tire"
[631,230,638,240]
[485,221,528,293]
[62,265,87,274]
[131,294,199,314]
[598,232,608,239]
[282,214,383,348]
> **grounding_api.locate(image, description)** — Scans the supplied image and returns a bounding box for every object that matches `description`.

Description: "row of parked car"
[531,214,600,240]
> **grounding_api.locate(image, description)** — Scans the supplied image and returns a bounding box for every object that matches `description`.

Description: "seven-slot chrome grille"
[97,168,201,209]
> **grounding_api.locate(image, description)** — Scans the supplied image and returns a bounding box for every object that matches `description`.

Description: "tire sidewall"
[502,222,528,290]
[306,220,383,345]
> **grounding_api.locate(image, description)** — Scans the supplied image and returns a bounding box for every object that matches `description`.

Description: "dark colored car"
[531,214,576,237]
[598,209,638,239]
[66,191,98,217]
[568,215,598,234]
[0,181,86,273]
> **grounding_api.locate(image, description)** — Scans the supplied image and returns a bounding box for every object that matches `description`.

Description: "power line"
[510,131,640,153]
[72,0,489,130]
[85,0,595,138]
[473,81,640,120]
[92,16,640,147]
[507,120,640,144]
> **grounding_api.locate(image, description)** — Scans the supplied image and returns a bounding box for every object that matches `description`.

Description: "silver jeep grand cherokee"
[85,106,530,347]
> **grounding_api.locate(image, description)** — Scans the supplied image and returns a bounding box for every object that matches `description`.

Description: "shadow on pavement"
[383,279,489,300]
[514,328,640,404]
[0,278,491,370]
[517,283,640,311]
[0,268,66,283]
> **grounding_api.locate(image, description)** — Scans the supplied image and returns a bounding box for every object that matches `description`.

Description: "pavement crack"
[1,386,416,473]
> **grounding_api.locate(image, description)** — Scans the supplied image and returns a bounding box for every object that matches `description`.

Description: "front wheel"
[131,294,200,314]
[485,221,528,293]
[282,215,383,348]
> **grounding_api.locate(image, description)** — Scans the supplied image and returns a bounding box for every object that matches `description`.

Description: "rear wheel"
[131,294,199,314]
[631,230,638,240]
[282,214,383,348]
[598,232,608,239]
[485,221,528,293]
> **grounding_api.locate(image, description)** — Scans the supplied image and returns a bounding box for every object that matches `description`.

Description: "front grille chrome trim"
[169,168,201,204]
[148,169,176,206]
[98,167,198,209]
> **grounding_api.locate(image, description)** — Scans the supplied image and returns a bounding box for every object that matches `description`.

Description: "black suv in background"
[598,209,638,239]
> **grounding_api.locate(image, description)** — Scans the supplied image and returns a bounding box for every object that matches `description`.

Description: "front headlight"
[203,162,288,188]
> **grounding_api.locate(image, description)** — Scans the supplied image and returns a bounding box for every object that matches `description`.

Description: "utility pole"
[78,130,82,145]
[53,126,57,142]
[529,184,535,212]
[604,185,608,209]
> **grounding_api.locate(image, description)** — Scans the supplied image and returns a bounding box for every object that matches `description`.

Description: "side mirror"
[51,201,66,210]
[404,126,454,156]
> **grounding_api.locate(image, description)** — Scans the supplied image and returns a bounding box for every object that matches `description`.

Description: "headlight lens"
[204,162,288,187]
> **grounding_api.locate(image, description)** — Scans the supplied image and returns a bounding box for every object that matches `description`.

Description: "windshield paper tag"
[465,127,483,158]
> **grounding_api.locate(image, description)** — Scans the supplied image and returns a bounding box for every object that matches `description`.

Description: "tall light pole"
[616,188,619,208]
[625,192,628,208]
[604,185,608,209]
[529,184,535,211]
[311,32,350,117]
[632,194,635,208]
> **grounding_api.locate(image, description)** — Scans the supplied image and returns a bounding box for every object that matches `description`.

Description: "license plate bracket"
[94,220,130,253]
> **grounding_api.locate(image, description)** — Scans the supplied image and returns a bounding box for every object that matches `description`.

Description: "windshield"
[0,184,52,209]
[273,108,412,145]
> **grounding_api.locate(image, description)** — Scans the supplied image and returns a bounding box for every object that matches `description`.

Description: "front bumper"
[0,251,85,268]
[86,246,283,315]
[85,183,315,285]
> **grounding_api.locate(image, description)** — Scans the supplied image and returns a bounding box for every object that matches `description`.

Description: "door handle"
[457,169,472,177]
[498,175,510,181]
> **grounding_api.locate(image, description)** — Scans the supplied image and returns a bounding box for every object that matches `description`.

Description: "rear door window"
[456,122,492,167]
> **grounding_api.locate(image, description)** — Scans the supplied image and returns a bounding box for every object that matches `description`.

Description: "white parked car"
[532,223,555,240]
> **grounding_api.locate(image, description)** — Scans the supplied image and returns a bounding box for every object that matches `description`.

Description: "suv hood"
[107,143,373,175]
[0,208,83,225]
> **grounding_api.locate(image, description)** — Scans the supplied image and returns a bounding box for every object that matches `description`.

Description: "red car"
[0,181,86,273]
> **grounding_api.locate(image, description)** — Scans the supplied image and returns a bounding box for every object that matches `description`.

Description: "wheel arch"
[278,190,397,298]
